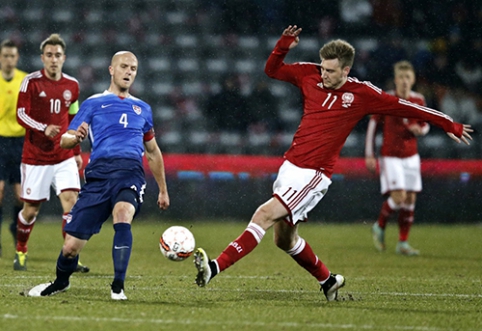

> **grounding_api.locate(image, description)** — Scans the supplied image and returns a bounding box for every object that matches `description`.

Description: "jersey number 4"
[119,113,128,128]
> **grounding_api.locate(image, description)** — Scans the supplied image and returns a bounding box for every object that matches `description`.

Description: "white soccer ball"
[159,226,196,262]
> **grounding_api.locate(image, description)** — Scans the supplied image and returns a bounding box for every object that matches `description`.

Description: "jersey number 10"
[49,98,61,114]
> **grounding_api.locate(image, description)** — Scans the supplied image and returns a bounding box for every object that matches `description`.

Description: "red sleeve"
[143,128,155,142]
[365,88,463,137]
[16,80,47,132]
[365,116,381,157]
[264,35,319,86]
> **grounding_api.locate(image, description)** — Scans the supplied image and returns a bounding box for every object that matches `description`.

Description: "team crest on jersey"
[63,90,72,108]
[342,92,354,108]
[63,90,72,101]
[132,105,142,115]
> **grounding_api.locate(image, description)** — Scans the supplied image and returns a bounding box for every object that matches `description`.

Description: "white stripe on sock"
[246,223,266,243]
[286,237,306,256]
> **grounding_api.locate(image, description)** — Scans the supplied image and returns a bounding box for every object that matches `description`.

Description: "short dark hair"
[40,33,66,53]
[319,39,355,69]
[0,39,18,52]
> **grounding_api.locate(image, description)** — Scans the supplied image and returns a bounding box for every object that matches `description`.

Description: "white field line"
[3,274,482,282]
[0,313,469,331]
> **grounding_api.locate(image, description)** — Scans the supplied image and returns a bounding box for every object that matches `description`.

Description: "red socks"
[16,211,36,253]
[398,206,414,241]
[287,237,330,282]
[377,197,400,228]
[216,223,265,272]
[215,223,330,284]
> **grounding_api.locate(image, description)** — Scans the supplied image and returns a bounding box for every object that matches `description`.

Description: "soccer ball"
[159,226,196,262]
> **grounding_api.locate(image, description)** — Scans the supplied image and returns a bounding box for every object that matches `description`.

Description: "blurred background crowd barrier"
[1,0,481,222]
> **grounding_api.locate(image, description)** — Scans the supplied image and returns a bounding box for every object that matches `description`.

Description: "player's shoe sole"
[194,248,212,287]
[13,251,27,271]
[371,222,386,252]
[27,282,70,297]
[322,274,345,301]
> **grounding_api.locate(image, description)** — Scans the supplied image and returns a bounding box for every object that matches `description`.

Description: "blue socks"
[56,251,79,284]
[112,223,132,282]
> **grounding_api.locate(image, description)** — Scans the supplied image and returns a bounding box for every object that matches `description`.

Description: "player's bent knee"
[251,207,277,230]
[273,236,292,250]
[62,243,81,258]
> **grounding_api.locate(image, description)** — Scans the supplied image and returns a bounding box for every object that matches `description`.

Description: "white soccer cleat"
[321,274,345,301]
[27,282,70,297]
[371,222,386,252]
[111,289,128,301]
[193,248,212,287]
[396,241,420,256]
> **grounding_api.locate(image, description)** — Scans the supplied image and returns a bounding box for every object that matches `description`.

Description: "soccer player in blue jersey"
[27,51,170,300]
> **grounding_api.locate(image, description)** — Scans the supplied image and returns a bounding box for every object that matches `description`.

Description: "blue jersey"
[70,91,153,164]
[65,92,152,238]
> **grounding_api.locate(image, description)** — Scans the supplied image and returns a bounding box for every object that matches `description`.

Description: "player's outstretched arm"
[60,122,88,149]
[447,124,473,145]
[144,138,170,210]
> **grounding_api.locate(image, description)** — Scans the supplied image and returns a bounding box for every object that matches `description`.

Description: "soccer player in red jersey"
[365,61,429,256]
[193,25,472,301]
[14,34,88,272]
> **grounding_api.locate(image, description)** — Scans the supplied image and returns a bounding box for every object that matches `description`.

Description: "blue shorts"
[0,136,24,184]
[64,175,146,240]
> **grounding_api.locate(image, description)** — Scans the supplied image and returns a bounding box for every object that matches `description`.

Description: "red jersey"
[17,69,79,165]
[365,91,429,158]
[265,35,463,178]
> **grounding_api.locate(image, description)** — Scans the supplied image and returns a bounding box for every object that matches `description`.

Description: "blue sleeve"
[69,100,93,130]
[143,104,154,134]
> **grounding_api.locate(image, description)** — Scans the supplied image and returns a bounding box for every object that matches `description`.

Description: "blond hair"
[40,33,66,53]
[393,60,415,75]
[319,39,355,69]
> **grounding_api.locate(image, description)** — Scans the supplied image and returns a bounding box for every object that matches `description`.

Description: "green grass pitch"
[1,219,481,331]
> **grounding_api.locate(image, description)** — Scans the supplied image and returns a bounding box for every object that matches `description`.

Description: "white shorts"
[273,160,332,225]
[20,157,81,202]
[379,154,422,195]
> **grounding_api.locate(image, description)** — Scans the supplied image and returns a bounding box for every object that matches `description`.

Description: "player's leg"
[274,221,345,301]
[58,190,90,273]
[396,192,419,255]
[28,179,111,297]
[10,182,23,247]
[110,187,142,300]
[373,157,405,251]
[27,234,88,297]
[398,192,416,241]
[0,180,5,257]
[0,137,7,256]
[275,221,329,281]
[14,163,52,270]
[14,201,41,271]
[9,136,24,247]
[372,190,405,252]
[58,189,78,238]
[194,197,287,287]
[396,154,421,256]
[194,161,337,289]
[54,157,88,271]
